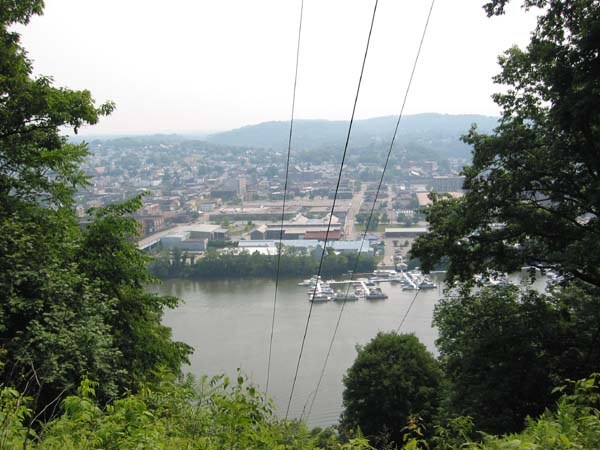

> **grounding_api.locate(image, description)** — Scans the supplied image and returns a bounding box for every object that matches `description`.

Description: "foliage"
[0,0,190,417]
[149,248,377,280]
[475,374,600,449]
[1,374,597,450]
[411,0,600,288]
[340,333,443,448]
[432,416,477,450]
[429,375,600,449]
[356,213,381,231]
[78,197,193,391]
[0,373,377,450]
[433,284,600,435]
[206,239,238,249]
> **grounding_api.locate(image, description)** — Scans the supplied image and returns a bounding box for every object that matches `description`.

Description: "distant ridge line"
[205,113,499,158]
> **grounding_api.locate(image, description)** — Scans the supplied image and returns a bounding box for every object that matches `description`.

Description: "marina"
[304,269,438,302]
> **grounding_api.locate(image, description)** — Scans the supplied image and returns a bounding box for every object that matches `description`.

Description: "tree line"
[149,247,377,280]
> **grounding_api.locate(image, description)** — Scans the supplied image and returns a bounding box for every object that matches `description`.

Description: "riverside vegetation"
[1,0,600,449]
[149,247,377,280]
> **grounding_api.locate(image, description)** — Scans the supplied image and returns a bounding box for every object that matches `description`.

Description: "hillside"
[206,113,498,159]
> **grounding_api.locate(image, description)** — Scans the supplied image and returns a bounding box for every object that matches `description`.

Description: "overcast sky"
[16,0,538,135]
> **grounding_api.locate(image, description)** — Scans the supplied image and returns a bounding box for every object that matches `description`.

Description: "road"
[344,184,366,239]
[387,185,395,224]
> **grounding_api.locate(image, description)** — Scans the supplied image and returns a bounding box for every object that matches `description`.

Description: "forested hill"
[206,113,498,158]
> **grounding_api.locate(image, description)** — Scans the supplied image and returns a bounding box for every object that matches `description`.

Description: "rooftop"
[385,227,429,233]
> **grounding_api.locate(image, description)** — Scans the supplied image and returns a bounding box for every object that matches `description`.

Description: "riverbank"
[149,249,376,280]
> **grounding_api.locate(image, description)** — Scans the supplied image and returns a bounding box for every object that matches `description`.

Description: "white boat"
[333,291,359,301]
[373,269,398,278]
[298,275,322,286]
[387,275,404,283]
[309,292,331,302]
[475,273,513,287]
[546,271,565,285]
[320,286,335,295]
[366,288,388,300]
[418,276,437,289]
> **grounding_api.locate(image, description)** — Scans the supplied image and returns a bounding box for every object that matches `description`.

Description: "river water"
[149,274,447,427]
[149,272,543,427]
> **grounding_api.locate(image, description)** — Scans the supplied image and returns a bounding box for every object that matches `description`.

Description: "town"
[75,130,467,268]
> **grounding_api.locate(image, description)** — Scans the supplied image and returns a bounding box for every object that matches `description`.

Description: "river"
[148,274,444,427]
[149,272,541,427]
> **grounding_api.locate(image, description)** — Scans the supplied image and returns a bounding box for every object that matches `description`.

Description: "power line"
[397,288,421,333]
[265,0,304,396]
[305,0,437,421]
[284,0,380,420]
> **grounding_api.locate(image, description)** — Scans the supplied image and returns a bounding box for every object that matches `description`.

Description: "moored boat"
[402,284,419,291]
[373,269,398,278]
[298,275,322,286]
[418,276,437,289]
[333,291,359,301]
[309,292,331,302]
[366,288,388,300]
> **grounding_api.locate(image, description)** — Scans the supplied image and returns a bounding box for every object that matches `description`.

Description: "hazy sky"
[16,0,538,135]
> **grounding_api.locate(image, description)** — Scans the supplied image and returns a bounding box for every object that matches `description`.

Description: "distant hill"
[71,133,207,144]
[206,113,498,159]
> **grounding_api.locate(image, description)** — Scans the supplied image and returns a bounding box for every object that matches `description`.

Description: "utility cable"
[266,0,304,396]
[305,0,437,420]
[285,0,379,420]
[396,288,421,332]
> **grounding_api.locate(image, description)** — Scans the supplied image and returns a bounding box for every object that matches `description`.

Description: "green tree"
[465,375,600,450]
[340,332,442,448]
[0,0,117,410]
[357,213,380,232]
[355,213,367,226]
[434,284,600,435]
[412,0,600,288]
[78,198,192,390]
[0,0,190,415]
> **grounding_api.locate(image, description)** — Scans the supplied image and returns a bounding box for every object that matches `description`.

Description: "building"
[185,224,229,241]
[160,231,206,251]
[237,239,373,256]
[136,215,166,236]
[141,203,161,215]
[233,240,278,256]
[304,230,342,241]
[384,227,428,238]
[265,226,342,240]
[210,189,237,201]
[199,202,217,212]
[250,224,268,240]
[428,176,466,193]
